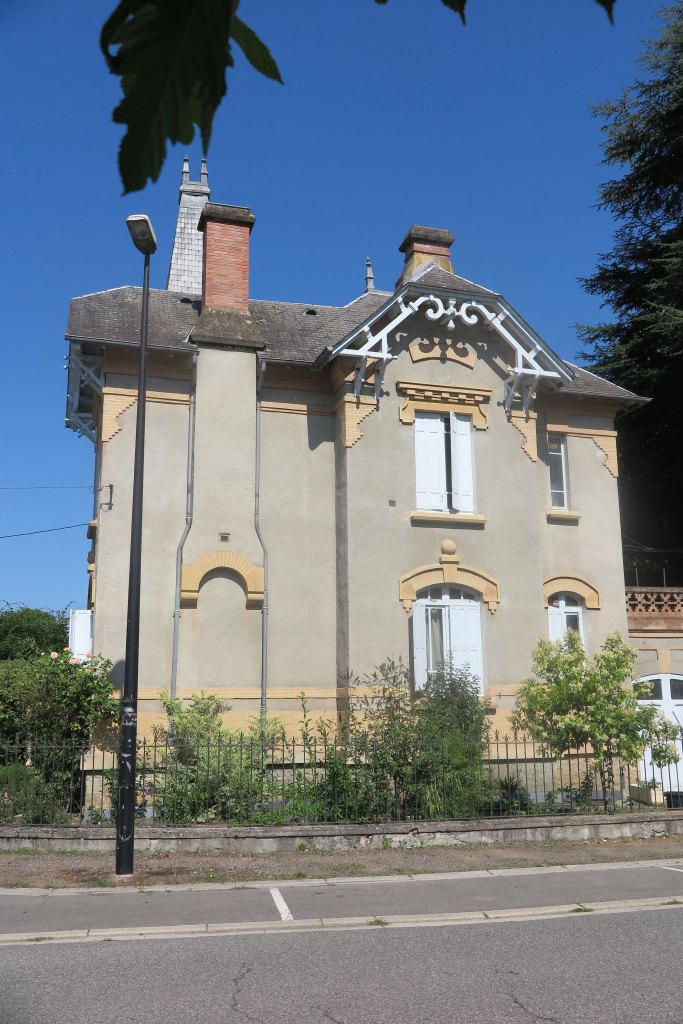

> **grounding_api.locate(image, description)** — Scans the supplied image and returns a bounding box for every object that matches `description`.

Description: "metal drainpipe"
[255,356,269,720]
[170,351,198,700]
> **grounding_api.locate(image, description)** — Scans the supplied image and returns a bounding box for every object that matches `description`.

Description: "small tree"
[512,631,680,809]
[0,649,116,747]
[0,604,68,660]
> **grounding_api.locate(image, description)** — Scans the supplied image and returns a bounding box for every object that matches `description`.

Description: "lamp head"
[126,214,157,255]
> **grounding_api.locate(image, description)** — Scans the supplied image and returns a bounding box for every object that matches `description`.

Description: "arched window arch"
[412,585,483,691]
[547,592,584,643]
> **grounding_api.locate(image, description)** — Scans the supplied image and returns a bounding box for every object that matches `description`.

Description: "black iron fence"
[1,733,681,827]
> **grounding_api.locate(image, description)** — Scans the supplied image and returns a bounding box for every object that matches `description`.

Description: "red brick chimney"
[397,225,455,287]
[198,203,256,311]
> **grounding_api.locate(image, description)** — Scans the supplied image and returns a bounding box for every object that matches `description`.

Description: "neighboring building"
[64,162,678,736]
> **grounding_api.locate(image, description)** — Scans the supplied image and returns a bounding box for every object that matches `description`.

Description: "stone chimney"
[198,203,256,311]
[166,157,210,293]
[397,225,455,287]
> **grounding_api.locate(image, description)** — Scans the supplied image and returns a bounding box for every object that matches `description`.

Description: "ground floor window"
[412,585,483,690]
[547,592,584,643]
[637,674,683,787]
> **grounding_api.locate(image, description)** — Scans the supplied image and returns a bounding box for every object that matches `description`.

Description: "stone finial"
[439,539,460,566]
[200,157,208,186]
[365,256,375,293]
[181,156,190,183]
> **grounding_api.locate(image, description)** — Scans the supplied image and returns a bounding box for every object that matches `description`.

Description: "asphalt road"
[2,860,683,1023]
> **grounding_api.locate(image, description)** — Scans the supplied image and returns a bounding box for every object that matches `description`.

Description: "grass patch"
[662,898,683,905]
[368,917,389,927]
[569,905,594,913]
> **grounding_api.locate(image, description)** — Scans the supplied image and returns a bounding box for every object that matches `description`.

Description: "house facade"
[65,162,680,737]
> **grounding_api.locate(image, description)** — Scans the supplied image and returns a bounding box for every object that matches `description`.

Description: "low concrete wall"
[1,811,680,854]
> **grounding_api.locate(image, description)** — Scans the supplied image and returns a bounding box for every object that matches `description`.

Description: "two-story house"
[66,161,679,738]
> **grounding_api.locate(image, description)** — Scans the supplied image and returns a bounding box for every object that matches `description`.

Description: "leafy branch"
[101,0,619,193]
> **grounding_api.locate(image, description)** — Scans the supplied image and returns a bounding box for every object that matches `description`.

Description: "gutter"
[170,351,198,699]
[255,356,269,720]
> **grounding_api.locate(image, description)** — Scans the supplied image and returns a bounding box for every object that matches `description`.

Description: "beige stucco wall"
[93,383,190,702]
[338,312,627,707]
[88,310,632,735]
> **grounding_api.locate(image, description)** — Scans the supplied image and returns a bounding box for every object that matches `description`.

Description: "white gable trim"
[329,286,572,411]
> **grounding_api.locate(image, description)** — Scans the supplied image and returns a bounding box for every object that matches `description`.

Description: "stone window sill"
[546,509,581,523]
[410,511,487,527]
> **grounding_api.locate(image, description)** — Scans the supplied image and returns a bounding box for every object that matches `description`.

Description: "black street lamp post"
[115,215,157,876]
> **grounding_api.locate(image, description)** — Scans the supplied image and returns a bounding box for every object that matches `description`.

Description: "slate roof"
[66,280,644,405]
[406,263,498,298]
[66,287,200,352]
[562,363,646,405]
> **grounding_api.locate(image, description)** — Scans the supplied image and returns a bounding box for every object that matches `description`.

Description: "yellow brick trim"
[180,551,264,609]
[335,394,376,448]
[545,422,618,477]
[399,539,500,613]
[543,575,600,610]
[508,410,538,461]
[396,381,491,430]
[101,391,136,443]
[261,401,333,416]
[101,386,189,443]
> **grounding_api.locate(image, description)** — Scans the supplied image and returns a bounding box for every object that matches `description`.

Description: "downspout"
[255,356,269,720]
[170,351,198,699]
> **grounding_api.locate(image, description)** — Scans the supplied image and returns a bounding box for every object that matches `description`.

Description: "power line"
[0,523,90,540]
[0,485,93,491]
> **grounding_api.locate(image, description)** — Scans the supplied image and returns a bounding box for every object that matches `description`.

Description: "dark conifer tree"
[579,3,683,583]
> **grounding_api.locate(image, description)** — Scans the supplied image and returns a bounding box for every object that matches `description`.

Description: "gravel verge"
[1,833,682,889]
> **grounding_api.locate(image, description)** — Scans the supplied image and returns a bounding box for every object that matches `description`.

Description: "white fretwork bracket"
[65,346,103,443]
[331,288,572,410]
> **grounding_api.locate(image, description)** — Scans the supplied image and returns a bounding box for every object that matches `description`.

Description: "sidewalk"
[2,832,683,889]
[1,858,683,947]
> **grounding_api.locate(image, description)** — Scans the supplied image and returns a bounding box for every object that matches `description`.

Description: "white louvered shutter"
[69,610,93,660]
[415,413,447,510]
[449,414,474,512]
[412,606,428,690]
[448,600,483,690]
[547,605,565,643]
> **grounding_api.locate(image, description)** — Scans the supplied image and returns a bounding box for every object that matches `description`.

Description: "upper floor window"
[547,592,584,642]
[412,585,483,690]
[415,411,474,513]
[548,434,568,508]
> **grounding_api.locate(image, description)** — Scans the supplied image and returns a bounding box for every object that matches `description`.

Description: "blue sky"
[0,0,664,611]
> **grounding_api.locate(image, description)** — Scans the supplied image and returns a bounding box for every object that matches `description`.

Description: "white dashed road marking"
[269,887,293,921]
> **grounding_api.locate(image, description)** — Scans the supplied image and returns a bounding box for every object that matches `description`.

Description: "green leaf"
[231,16,283,82]
[102,0,239,193]
[374,0,467,24]
[593,0,617,23]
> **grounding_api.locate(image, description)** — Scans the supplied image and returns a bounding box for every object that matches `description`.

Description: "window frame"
[412,585,483,691]
[548,433,569,510]
[415,410,475,514]
[547,591,584,643]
